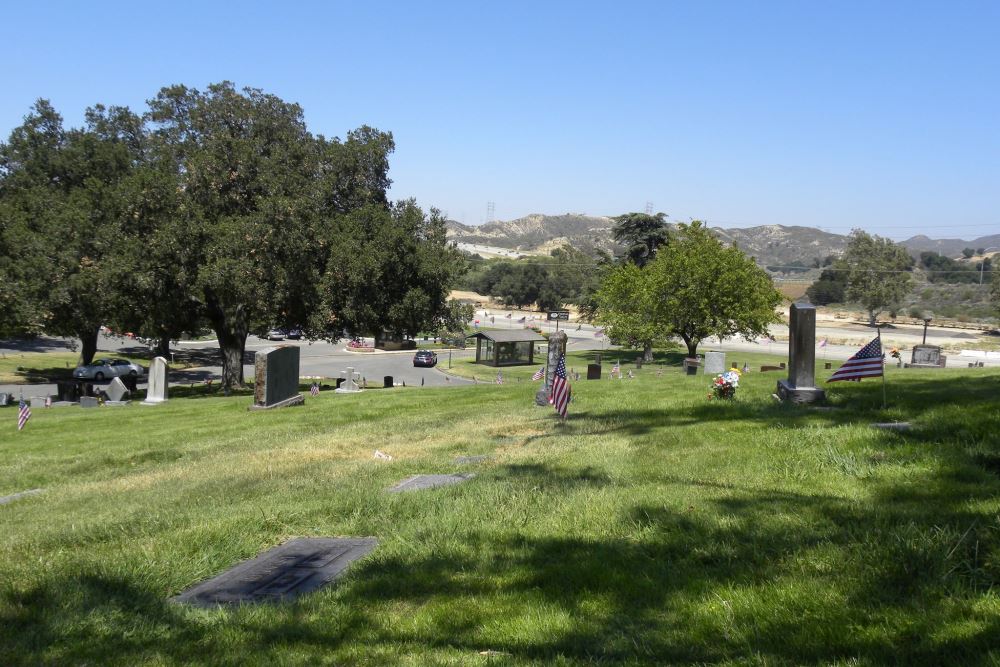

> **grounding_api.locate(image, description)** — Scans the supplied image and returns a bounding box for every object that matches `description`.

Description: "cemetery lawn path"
[1,360,1000,665]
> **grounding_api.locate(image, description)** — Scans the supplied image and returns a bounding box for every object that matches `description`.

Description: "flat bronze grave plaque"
[454,455,492,464]
[388,473,475,493]
[172,537,377,607]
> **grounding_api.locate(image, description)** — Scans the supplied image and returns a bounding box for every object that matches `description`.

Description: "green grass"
[2,360,1000,665]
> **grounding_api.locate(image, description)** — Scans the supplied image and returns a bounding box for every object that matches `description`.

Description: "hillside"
[447,214,998,268]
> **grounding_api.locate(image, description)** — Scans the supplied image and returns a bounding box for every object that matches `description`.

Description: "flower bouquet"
[708,369,740,400]
[890,347,901,367]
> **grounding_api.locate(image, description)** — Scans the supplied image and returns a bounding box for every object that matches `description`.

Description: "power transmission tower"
[644,201,653,215]
[487,201,495,222]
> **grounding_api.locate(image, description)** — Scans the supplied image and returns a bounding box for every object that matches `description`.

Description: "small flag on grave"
[310,382,319,396]
[610,361,620,377]
[819,338,828,348]
[17,399,31,431]
[549,354,571,419]
[531,367,545,381]
[828,336,884,383]
[495,370,503,385]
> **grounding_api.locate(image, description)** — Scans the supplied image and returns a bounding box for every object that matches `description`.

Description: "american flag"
[517,316,525,323]
[594,328,605,338]
[819,338,828,348]
[495,370,503,385]
[549,354,570,419]
[310,382,320,396]
[531,367,545,381]
[17,399,31,431]
[828,336,884,382]
[611,361,620,377]
[505,313,511,318]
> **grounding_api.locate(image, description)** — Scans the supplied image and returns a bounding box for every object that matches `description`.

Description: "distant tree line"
[0,83,466,388]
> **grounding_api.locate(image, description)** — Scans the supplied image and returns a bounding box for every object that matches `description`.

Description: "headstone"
[536,331,567,406]
[106,377,131,405]
[172,537,378,606]
[908,344,944,368]
[0,393,9,407]
[56,381,80,401]
[249,346,304,410]
[455,455,492,464]
[0,488,44,505]
[776,303,826,404]
[703,351,726,375]
[383,376,393,388]
[586,363,601,380]
[142,356,169,405]
[335,367,362,393]
[388,473,475,493]
[80,396,99,408]
[684,358,699,375]
[30,396,50,409]
[872,422,911,432]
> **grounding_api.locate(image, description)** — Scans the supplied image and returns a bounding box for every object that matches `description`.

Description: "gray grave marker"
[454,455,492,464]
[536,331,567,405]
[250,346,304,410]
[172,537,377,607]
[908,345,944,368]
[872,422,911,432]
[388,473,475,493]
[335,367,363,393]
[80,396,99,408]
[0,488,44,505]
[776,303,826,404]
[142,356,169,405]
[106,377,131,405]
[703,351,726,375]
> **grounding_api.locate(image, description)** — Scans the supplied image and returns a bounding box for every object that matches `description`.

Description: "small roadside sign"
[547,311,570,321]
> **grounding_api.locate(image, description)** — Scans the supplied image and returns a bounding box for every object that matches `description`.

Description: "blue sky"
[3,1,998,239]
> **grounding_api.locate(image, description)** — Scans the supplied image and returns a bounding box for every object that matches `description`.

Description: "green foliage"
[919,251,987,284]
[598,221,782,357]
[611,211,669,267]
[962,247,976,259]
[806,265,848,305]
[842,229,915,325]
[460,246,606,310]
[992,269,1000,318]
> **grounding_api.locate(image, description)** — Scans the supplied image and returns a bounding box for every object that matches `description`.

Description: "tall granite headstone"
[249,346,304,410]
[703,351,726,375]
[535,331,567,406]
[335,367,362,393]
[776,303,825,403]
[142,356,169,405]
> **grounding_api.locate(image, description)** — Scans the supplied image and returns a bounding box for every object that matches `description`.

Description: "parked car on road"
[266,328,286,340]
[413,350,438,367]
[286,328,303,340]
[73,358,145,381]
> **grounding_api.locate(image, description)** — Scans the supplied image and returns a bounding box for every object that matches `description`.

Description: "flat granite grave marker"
[250,346,304,410]
[106,377,131,405]
[454,455,492,464]
[388,473,475,493]
[172,537,377,607]
[0,488,44,505]
[142,356,169,405]
[776,303,826,404]
[80,396,99,408]
[703,351,726,375]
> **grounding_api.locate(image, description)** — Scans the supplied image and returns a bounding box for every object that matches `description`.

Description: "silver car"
[73,358,145,381]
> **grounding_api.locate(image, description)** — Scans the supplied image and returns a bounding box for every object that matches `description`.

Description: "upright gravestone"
[536,331,567,406]
[106,377,131,405]
[249,346,304,410]
[776,303,825,404]
[908,344,943,368]
[703,351,726,375]
[142,356,169,405]
[335,367,363,393]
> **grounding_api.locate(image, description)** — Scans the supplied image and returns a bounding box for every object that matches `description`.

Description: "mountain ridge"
[446,214,999,267]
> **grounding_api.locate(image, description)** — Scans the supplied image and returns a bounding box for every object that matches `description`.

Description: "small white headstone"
[335,367,363,393]
[703,351,726,375]
[142,356,169,405]
[106,377,130,403]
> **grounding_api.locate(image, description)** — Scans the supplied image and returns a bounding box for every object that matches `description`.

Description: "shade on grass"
[1,354,999,665]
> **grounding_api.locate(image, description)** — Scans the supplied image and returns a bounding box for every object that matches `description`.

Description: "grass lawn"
[1,359,1000,664]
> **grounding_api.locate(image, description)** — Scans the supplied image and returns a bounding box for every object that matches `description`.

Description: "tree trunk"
[642,342,654,363]
[78,326,100,366]
[205,296,247,390]
[681,334,698,358]
[156,335,172,358]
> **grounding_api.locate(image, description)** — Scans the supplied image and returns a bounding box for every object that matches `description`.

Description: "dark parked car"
[286,328,303,340]
[413,350,438,367]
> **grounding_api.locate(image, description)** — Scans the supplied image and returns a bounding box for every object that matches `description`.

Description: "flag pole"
[878,326,887,410]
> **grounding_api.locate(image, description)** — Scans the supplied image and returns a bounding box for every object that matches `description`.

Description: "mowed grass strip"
[1,360,999,665]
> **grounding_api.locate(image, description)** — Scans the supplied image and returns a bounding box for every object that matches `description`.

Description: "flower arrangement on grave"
[708,369,740,400]
[890,346,902,366]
